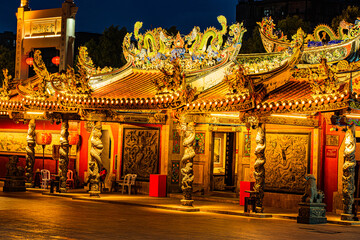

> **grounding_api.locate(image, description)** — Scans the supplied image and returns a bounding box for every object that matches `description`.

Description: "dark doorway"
[211,132,236,193]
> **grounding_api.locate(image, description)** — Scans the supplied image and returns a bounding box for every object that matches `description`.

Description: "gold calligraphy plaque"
[326,135,339,146]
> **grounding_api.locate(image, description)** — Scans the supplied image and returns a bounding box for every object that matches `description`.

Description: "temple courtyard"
[0,190,360,240]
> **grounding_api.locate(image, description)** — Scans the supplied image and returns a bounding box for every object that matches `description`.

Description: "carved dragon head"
[217,15,227,33]
[134,21,143,39]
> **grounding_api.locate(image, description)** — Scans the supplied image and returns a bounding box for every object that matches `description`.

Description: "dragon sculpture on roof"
[123,16,246,71]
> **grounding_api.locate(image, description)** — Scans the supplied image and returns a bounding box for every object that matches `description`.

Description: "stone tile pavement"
[23,188,360,226]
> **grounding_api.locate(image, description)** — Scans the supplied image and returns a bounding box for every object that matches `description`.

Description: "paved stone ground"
[1,191,360,239]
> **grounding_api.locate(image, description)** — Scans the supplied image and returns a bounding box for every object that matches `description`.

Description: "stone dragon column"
[253,123,266,213]
[58,120,69,193]
[178,116,195,206]
[25,119,36,187]
[88,121,103,197]
[341,124,356,221]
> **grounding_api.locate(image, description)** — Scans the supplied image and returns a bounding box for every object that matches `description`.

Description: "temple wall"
[0,118,79,178]
[248,123,319,210]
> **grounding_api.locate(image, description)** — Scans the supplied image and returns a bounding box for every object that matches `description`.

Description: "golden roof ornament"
[31,50,50,98]
[156,58,185,92]
[292,58,340,96]
[123,16,246,71]
[77,46,113,75]
[20,0,29,8]
[223,63,254,95]
[60,60,93,97]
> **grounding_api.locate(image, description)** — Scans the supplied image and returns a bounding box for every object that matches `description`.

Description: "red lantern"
[52,56,60,66]
[35,132,52,145]
[68,133,79,146]
[26,57,33,66]
[36,132,52,170]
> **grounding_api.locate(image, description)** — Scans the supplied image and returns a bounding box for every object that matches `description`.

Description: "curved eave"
[181,81,266,113]
[254,80,349,114]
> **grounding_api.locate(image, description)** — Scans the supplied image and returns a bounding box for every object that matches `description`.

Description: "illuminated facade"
[1,0,360,220]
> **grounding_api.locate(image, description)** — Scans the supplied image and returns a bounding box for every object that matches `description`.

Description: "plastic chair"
[119,174,132,194]
[40,169,51,189]
[66,170,74,189]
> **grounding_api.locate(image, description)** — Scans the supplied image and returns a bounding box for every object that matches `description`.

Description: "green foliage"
[331,6,360,31]
[84,25,127,68]
[240,26,265,54]
[277,15,310,38]
[0,45,15,87]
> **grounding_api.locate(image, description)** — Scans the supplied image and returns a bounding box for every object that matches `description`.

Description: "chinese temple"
[2,0,360,221]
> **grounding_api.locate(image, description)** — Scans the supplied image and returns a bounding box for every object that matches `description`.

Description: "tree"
[0,45,15,87]
[277,15,310,38]
[166,26,180,37]
[84,25,127,68]
[240,26,266,54]
[331,6,360,31]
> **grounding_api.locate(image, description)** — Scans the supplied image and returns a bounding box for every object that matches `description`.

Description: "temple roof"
[2,18,360,123]
[92,70,162,99]
[257,80,349,114]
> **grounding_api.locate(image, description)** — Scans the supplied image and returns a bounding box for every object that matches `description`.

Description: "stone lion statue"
[301,174,324,203]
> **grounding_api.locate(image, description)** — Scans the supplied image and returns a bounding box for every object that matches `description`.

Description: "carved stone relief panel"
[265,132,310,194]
[122,128,160,180]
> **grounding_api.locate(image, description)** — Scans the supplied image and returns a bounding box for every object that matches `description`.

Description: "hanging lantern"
[26,57,33,66]
[36,132,52,170]
[35,132,52,145]
[68,133,79,146]
[52,56,60,66]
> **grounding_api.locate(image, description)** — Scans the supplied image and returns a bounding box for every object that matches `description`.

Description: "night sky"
[0,0,237,35]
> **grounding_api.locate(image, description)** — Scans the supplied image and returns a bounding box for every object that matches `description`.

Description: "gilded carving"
[325,135,339,146]
[21,0,29,8]
[157,58,184,92]
[122,128,160,180]
[59,120,69,193]
[123,16,245,71]
[342,125,356,216]
[292,58,339,97]
[223,64,255,95]
[32,50,50,98]
[264,132,309,194]
[77,46,113,75]
[263,116,319,127]
[31,23,55,34]
[59,57,92,96]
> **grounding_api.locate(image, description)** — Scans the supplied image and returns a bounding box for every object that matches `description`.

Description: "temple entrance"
[211,132,236,194]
